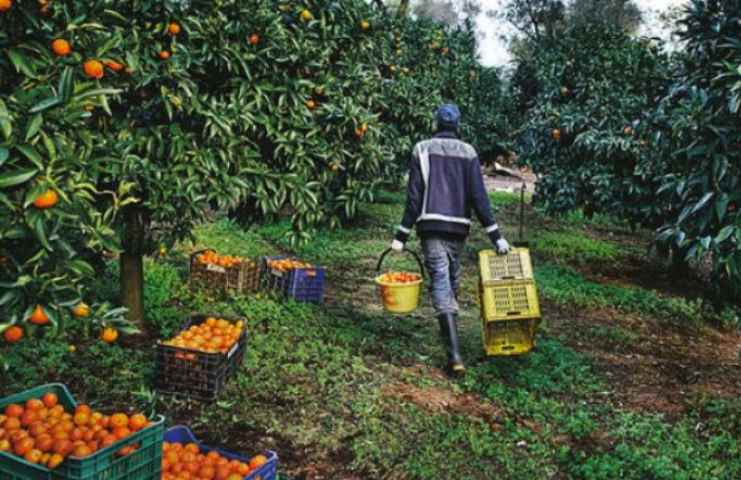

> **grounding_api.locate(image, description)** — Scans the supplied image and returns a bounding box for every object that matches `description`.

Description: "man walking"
[390,104,510,374]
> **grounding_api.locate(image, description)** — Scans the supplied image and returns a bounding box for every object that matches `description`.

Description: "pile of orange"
[0,393,150,469]
[378,272,421,284]
[195,251,246,269]
[162,317,244,356]
[266,258,313,272]
[162,442,268,480]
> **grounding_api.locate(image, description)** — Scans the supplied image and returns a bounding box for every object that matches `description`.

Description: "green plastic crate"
[0,383,164,480]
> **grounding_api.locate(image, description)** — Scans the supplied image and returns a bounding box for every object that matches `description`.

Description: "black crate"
[154,313,247,401]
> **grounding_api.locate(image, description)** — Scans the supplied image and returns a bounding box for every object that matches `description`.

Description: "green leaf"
[16,145,44,169]
[30,215,52,251]
[25,114,43,141]
[58,67,74,102]
[8,49,37,78]
[29,97,62,114]
[715,225,736,244]
[0,148,8,166]
[72,88,122,102]
[0,168,38,189]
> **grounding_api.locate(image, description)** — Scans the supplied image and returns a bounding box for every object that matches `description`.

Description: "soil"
[546,300,741,417]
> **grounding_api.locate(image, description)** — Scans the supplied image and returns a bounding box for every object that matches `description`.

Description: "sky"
[475,0,689,66]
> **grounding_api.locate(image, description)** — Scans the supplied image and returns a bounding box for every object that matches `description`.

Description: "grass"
[1,189,739,479]
[535,262,714,326]
[532,229,621,264]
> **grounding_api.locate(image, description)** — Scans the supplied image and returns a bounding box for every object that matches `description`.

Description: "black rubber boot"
[438,313,465,374]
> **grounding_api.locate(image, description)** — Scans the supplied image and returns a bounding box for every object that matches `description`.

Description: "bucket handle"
[376,248,425,279]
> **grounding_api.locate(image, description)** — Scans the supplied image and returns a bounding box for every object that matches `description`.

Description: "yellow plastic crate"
[479,248,534,283]
[482,318,540,356]
[480,279,541,322]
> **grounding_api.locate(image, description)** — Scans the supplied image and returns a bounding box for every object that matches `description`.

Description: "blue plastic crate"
[164,426,277,480]
[263,256,325,304]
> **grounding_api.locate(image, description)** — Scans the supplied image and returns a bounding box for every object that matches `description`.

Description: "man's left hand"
[496,238,511,255]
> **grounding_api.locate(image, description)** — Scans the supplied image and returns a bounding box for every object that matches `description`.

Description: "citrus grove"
[0,0,740,477]
[0,0,505,335]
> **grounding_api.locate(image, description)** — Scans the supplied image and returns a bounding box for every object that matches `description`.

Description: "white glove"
[496,238,511,255]
[391,239,404,253]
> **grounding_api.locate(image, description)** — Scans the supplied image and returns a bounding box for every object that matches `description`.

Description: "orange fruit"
[551,128,561,141]
[4,405,22,419]
[28,422,47,438]
[300,9,313,21]
[249,33,260,45]
[249,454,268,469]
[28,305,50,325]
[0,439,10,452]
[112,426,131,440]
[103,60,124,72]
[3,325,23,343]
[100,434,117,449]
[24,448,43,464]
[198,465,216,479]
[159,50,171,60]
[25,399,43,411]
[360,20,370,30]
[53,439,72,455]
[83,60,104,79]
[51,39,71,56]
[73,412,89,426]
[72,444,92,458]
[35,434,53,453]
[109,413,128,429]
[14,437,34,456]
[100,327,119,344]
[33,188,59,209]
[305,99,317,110]
[75,404,92,416]
[47,453,64,469]
[20,410,38,427]
[0,0,11,13]
[128,414,147,432]
[42,392,58,409]
[215,465,232,479]
[168,22,181,35]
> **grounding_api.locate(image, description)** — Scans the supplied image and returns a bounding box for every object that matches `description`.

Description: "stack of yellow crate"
[478,248,541,356]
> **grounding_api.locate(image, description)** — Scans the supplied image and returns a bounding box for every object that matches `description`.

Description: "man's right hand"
[391,239,404,253]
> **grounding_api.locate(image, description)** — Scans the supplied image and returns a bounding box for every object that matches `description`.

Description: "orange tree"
[513,24,672,223]
[1,0,249,329]
[0,0,134,341]
[196,1,495,237]
[2,0,500,329]
[649,0,741,298]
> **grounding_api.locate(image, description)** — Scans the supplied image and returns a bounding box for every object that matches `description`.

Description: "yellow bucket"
[375,273,423,314]
[375,247,426,314]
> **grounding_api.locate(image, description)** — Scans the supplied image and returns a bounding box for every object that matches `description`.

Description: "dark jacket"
[394,131,502,244]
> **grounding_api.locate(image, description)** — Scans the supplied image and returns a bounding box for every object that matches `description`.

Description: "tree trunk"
[120,251,144,326]
[120,207,148,326]
[398,0,410,17]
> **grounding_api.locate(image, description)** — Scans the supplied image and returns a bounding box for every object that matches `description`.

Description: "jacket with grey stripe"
[394,131,502,244]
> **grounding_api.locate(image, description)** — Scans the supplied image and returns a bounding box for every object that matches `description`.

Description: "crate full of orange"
[189,249,260,294]
[155,314,247,401]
